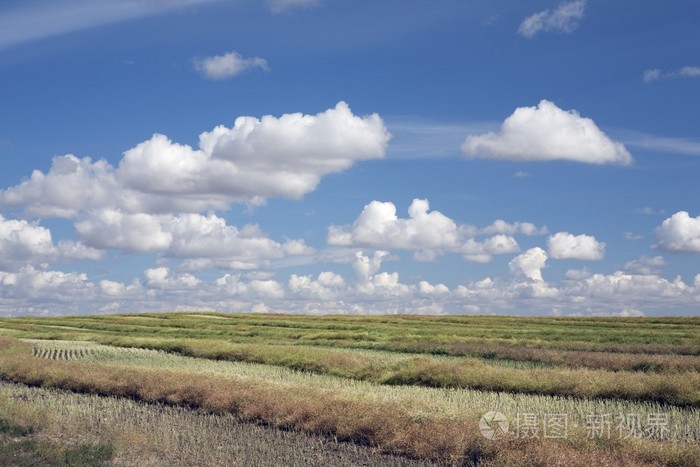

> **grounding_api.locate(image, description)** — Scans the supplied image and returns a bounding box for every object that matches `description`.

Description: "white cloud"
[654,211,700,253]
[462,100,632,165]
[619,130,700,157]
[117,101,389,202]
[4,251,700,317]
[518,0,586,38]
[680,66,700,77]
[461,235,520,263]
[267,0,321,13]
[352,250,389,283]
[619,308,645,317]
[75,210,173,253]
[288,272,346,300]
[565,271,690,302]
[0,214,102,270]
[345,250,412,299]
[99,280,127,297]
[509,247,548,281]
[384,119,494,160]
[144,267,200,290]
[623,256,665,275]
[624,232,644,241]
[0,266,94,302]
[564,268,591,280]
[481,219,548,236]
[0,155,122,218]
[328,199,524,262]
[193,51,268,80]
[75,211,313,270]
[1,103,390,216]
[215,273,285,299]
[166,215,314,266]
[547,232,605,260]
[248,279,286,299]
[0,0,221,50]
[643,69,662,83]
[0,216,55,264]
[329,199,459,252]
[417,280,450,296]
[643,66,700,83]
[633,207,665,216]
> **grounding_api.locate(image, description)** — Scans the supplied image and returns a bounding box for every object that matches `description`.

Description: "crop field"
[0,313,699,466]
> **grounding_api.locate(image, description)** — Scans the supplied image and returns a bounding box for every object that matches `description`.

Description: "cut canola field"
[2,314,698,410]
[0,337,693,466]
[24,339,700,444]
[0,381,428,467]
[0,313,699,466]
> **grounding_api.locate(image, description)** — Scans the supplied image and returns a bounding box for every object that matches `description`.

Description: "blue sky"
[1,0,699,316]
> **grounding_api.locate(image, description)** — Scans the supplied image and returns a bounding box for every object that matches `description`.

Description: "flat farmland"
[0,313,698,466]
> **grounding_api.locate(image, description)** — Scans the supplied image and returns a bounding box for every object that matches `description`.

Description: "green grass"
[2,314,698,350]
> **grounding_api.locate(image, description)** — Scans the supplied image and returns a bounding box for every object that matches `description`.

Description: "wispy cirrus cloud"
[643,66,700,83]
[518,0,586,38]
[615,129,700,157]
[0,0,221,50]
[193,51,269,80]
[385,118,495,159]
[267,0,321,14]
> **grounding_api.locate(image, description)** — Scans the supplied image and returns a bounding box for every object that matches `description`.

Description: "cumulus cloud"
[215,273,285,299]
[0,266,94,302]
[654,211,700,253]
[0,155,122,218]
[1,102,390,216]
[565,271,690,302]
[267,0,321,13]
[644,66,700,83]
[167,215,314,266]
[328,199,523,262]
[193,51,268,80]
[352,250,389,283]
[518,0,586,38]
[481,219,548,236]
[347,250,410,298]
[99,280,128,297]
[75,210,173,253]
[118,102,389,202]
[417,280,450,297]
[509,247,548,281]
[623,256,665,275]
[0,214,102,270]
[547,232,605,260]
[288,272,346,300]
[144,267,201,290]
[329,199,459,252]
[75,211,313,270]
[461,100,632,165]
[462,235,520,263]
[4,250,700,316]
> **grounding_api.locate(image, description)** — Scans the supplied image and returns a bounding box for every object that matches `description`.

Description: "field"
[0,313,699,466]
